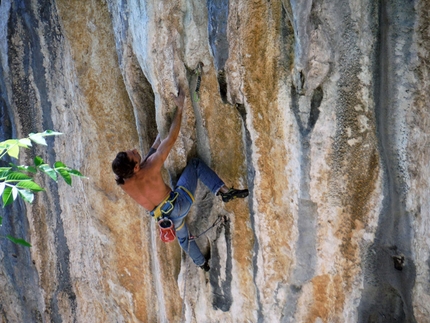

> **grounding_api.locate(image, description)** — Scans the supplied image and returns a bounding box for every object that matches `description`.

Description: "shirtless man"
[112,86,248,271]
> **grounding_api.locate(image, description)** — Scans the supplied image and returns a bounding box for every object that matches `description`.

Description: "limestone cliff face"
[0,0,429,322]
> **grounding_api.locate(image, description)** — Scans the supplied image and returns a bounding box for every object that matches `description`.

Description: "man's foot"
[218,188,249,203]
[200,260,210,272]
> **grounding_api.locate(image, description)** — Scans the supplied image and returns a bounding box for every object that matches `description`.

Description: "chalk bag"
[158,218,176,243]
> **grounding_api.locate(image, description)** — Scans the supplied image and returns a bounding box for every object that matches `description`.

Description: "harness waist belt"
[150,191,178,220]
[150,186,194,220]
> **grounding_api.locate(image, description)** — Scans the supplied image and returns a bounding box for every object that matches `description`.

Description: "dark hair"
[112,152,137,185]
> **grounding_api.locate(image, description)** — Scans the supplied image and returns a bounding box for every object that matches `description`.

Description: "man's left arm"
[143,134,161,163]
[151,134,161,149]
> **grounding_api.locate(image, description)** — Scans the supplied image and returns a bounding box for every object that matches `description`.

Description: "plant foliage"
[0,130,86,247]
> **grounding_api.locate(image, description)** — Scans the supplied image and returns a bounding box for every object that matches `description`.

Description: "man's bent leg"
[177,158,225,195]
[176,221,206,266]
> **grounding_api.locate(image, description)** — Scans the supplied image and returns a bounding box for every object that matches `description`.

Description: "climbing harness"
[150,191,178,219]
[152,186,195,243]
[178,185,195,204]
[180,214,229,321]
[151,191,178,243]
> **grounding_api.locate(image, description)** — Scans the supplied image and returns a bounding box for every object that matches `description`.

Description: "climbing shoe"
[200,260,210,272]
[218,188,249,203]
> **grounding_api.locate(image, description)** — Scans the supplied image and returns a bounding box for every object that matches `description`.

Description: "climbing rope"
[189,215,228,241]
[180,215,228,321]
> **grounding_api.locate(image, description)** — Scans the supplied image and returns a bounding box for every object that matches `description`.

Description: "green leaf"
[29,133,47,145]
[8,163,17,169]
[29,130,62,146]
[41,130,63,136]
[0,172,10,181]
[18,189,34,203]
[6,235,32,247]
[16,165,37,173]
[2,187,13,207]
[0,216,2,226]
[1,139,18,148]
[57,169,72,185]
[0,182,5,196]
[54,161,67,169]
[6,172,32,182]
[39,164,57,181]
[69,169,86,178]
[7,144,19,159]
[18,138,32,148]
[0,167,12,180]
[16,180,44,192]
[34,156,44,166]
[12,186,18,200]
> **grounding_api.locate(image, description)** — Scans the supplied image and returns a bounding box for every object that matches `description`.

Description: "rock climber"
[111,85,249,271]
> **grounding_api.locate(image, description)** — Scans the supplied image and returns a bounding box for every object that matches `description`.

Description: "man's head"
[112,150,140,185]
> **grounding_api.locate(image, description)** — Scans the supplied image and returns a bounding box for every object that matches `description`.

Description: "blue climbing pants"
[169,158,225,266]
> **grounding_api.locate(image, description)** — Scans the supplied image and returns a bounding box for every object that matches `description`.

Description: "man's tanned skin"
[120,88,186,211]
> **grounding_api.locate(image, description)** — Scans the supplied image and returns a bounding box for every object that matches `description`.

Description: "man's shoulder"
[139,160,163,177]
[141,151,165,170]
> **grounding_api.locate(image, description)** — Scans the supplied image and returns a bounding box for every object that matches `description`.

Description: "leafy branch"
[0,130,87,247]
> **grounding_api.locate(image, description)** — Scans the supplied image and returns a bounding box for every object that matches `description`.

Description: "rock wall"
[0,0,429,322]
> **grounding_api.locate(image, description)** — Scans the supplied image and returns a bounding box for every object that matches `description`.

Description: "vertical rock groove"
[210,220,233,312]
[358,1,417,322]
[235,103,261,319]
[308,86,322,132]
[207,0,230,103]
[283,84,321,322]
[207,0,229,71]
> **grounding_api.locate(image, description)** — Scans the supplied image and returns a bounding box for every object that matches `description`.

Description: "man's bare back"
[120,153,171,211]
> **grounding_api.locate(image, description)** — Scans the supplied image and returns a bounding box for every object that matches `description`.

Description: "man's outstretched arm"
[148,86,185,166]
